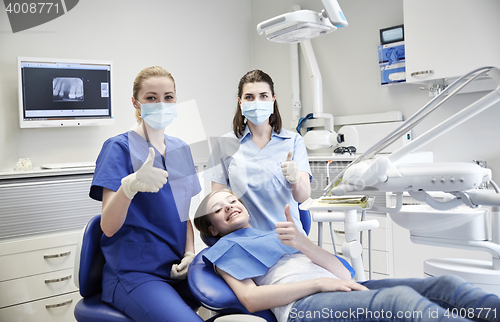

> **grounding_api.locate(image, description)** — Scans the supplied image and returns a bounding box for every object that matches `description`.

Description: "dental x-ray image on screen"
[53,77,84,101]
[18,57,114,128]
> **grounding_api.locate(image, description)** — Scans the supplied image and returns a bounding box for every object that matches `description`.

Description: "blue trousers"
[111,279,204,322]
[288,275,499,322]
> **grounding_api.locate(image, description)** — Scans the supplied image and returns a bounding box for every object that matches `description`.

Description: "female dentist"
[90,66,203,322]
[204,69,312,234]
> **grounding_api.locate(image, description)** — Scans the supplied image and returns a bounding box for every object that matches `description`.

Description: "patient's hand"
[276,204,308,249]
[316,278,369,292]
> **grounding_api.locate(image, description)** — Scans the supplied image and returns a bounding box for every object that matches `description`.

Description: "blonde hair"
[132,66,175,122]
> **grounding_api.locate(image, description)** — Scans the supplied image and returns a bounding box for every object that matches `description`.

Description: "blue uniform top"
[204,128,312,234]
[90,131,201,302]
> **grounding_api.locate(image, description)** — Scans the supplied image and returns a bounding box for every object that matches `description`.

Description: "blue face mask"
[241,101,274,125]
[140,102,178,130]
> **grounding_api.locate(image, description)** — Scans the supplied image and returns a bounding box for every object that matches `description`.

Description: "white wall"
[0,0,253,171]
[3,0,498,174]
[249,0,500,177]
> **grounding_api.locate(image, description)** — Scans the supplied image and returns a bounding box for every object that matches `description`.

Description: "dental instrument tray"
[299,195,374,212]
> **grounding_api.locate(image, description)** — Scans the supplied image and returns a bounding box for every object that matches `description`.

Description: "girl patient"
[194,189,500,322]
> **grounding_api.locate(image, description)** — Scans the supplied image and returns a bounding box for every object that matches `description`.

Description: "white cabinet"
[0,231,81,322]
[0,169,101,321]
[0,292,81,322]
[404,0,500,85]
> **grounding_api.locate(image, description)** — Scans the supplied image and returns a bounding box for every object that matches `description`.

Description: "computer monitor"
[18,57,114,128]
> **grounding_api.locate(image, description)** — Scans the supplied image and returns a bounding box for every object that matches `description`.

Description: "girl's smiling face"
[207,191,251,237]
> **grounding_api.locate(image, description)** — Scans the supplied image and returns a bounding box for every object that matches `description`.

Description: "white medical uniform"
[204,127,312,233]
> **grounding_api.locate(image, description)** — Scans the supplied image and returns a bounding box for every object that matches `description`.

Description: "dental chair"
[188,208,312,322]
[73,215,134,322]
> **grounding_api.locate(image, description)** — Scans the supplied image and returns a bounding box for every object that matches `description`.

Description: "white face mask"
[139,102,178,129]
[241,101,274,125]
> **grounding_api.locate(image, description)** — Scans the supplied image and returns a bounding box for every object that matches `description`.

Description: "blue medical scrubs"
[90,131,202,320]
[204,127,312,234]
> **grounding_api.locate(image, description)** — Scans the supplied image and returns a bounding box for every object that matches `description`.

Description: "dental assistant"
[204,69,312,233]
[90,66,203,322]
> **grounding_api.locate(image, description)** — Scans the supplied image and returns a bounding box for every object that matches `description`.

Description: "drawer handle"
[410,70,434,77]
[334,229,345,235]
[44,251,71,259]
[45,274,72,284]
[336,251,344,256]
[45,299,73,309]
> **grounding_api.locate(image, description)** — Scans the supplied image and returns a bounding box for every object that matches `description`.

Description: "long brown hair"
[233,70,282,138]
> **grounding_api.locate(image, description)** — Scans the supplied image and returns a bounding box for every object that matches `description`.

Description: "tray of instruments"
[299,195,374,212]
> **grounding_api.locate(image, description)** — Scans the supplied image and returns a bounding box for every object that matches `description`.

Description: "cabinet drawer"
[360,229,387,252]
[0,291,80,322]
[316,222,388,252]
[331,248,388,275]
[364,272,389,280]
[318,244,389,276]
[362,249,389,275]
[0,268,77,308]
[0,244,77,281]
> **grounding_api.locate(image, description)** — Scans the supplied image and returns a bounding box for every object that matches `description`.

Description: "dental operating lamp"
[257,0,348,43]
[257,0,348,151]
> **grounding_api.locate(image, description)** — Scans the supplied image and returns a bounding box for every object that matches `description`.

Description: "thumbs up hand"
[276,204,307,249]
[281,150,300,184]
[121,147,169,199]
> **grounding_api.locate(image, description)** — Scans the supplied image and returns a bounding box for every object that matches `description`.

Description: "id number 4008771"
[5,2,59,14]
[445,308,496,319]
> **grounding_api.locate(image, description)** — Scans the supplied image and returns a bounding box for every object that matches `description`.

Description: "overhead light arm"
[257,1,348,151]
[321,0,348,28]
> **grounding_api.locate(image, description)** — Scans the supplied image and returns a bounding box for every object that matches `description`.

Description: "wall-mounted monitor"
[18,57,114,128]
